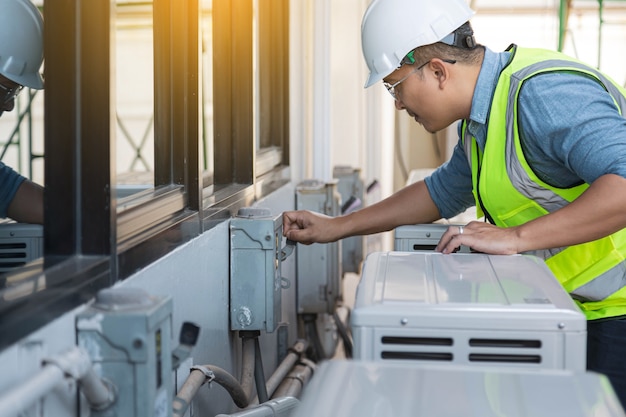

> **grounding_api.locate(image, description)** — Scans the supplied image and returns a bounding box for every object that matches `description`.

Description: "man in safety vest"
[282,0,626,407]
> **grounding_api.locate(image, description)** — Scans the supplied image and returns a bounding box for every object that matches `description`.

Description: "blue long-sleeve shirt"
[425,46,626,219]
[0,161,26,218]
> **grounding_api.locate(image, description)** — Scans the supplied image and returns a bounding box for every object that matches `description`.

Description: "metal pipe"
[248,339,309,406]
[264,339,307,398]
[0,346,116,417]
[173,364,249,417]
[215,396,300,417]
[240,333,256,400]
[271,359,315,400]
[172,367,208,417]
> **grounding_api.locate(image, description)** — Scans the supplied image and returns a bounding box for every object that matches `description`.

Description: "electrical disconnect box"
[295,179,342,314]
[76,287,174,417]
[230,207,284,333]
[394,223,471,253]
[0,223,43,272]
[333,166,364,274]
[292,360,626,417]
[352,252,587,371]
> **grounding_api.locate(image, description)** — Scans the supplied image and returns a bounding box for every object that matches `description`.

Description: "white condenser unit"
[351,252,586,371]
[394,223,471,253]
[0,223,43,273]
[292,360,625,417]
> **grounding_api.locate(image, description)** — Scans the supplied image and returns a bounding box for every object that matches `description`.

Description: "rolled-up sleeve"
[0,161,26,218]
[424,140,475,219]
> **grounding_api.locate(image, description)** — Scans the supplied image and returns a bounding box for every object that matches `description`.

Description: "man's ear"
[430,58,449,88]
[429,58,450,83]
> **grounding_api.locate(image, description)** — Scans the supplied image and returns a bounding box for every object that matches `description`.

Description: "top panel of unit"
[292,360,623,417]
[353,252,584,329]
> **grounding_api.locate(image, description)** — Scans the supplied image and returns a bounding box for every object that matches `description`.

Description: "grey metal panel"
[295,180,342,314]
[333,166,365,274]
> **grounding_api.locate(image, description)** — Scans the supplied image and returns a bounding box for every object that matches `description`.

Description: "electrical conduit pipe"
[0,346,115,417]
[215,396,301,417]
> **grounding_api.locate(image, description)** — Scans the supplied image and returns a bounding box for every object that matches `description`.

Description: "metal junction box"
[394,223,470,253]
[333,165,365,274]
[295,180,342,314]
[76,287,173,417]
[352,252,586,370]
[230,208,284,332]
[292,360,625,417]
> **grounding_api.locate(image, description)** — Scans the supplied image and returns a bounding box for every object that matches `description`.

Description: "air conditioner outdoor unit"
[394,223,471,253]
[292,360,625,417]
[351,251,586,371]
[0,223,43,273]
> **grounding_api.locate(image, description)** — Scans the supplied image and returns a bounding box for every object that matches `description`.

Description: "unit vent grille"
[0,241,31,271]
[379,335,543,365]
[0,224,43,273]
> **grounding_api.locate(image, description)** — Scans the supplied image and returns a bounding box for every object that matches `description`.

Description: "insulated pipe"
[248,339,309,407]
[240,334,256,400]
[271,360,315,400]
[214,396,301,417]
[264,339,307,398]
[173,364,249,417]
[0,346,115,417]
[78,367,116,410]
[0,364,64,417]
[172,367,208,417]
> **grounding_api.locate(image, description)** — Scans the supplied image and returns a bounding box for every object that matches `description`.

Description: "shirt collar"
[469,47,511,126]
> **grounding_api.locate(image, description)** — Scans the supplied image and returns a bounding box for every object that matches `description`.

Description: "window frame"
[0,0,290,352]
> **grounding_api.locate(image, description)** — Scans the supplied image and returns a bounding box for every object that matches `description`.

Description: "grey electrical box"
[394,223,471,252]
[295,180,342,314]
[76,287,174,417]
[292,360,626,417]
[352,252,587,371]
[333,166,364,274]
[230,207,284,332]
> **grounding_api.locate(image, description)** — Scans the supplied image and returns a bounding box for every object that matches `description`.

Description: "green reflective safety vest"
[462,45,626,320]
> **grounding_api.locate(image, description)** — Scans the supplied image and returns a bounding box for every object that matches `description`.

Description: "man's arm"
[7,179,44,224]
[437,174,626,254]
[283,180,442,244]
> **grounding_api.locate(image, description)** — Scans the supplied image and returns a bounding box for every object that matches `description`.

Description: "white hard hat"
[0,0,44,89]
[361,0,475,88]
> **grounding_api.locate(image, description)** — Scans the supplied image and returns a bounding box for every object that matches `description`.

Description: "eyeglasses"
[0,82,23,105]
[383,58,456,100]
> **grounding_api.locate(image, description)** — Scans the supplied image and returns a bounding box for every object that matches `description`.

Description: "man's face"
[0,75,23,117]
[383,58,458,134]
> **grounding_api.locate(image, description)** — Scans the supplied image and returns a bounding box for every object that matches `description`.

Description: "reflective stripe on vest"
[462,46,626,320]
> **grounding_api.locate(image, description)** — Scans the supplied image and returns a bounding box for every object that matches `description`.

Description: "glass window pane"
[115,0,155,198]
[200,0,214,184]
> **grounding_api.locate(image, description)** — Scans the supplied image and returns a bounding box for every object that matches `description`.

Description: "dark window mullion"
[174,0,200,210]
[153,0,173,188]
[213,0,253,186]
[44,0,114,266]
